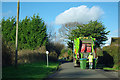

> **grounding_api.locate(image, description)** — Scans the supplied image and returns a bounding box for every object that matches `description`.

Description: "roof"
[110,37,120,46]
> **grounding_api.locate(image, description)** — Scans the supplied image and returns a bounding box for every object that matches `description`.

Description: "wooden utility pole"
[15,0,20,68]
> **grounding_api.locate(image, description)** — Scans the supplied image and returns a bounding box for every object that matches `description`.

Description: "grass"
[2,61,59,79]
[103,67,118,71]
[103,65,120,71]
[103,63,120,71]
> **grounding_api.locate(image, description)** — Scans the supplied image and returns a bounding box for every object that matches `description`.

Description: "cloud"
[55,5,104,25]
[105,37,111,46]
[101,37,111,48]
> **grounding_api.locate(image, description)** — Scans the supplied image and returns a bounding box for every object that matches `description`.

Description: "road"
[45,62,119,80]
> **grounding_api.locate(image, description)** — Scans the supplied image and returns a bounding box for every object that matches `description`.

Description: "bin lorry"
[73,37,97,69]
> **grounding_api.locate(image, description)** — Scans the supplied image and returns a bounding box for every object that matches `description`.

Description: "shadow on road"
[58,59,73,64]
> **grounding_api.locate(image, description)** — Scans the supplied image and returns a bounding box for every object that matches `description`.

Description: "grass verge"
[103,64,120,71]
[2,61,59,80]
[103,67,118,71]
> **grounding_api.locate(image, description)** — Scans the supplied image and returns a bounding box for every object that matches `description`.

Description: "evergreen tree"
[67,20,110,48]
[2,14,48,50]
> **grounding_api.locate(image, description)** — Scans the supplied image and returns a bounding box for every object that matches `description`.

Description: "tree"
[67,20,110,48]
[46,41,65,57]
[18,15,48,50]
[46,23,56,41]
[58,22,78,42]
[2,14,48,50]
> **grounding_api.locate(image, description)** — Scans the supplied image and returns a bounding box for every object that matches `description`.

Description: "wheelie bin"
[80,58,87,69]
[93,58,97,69]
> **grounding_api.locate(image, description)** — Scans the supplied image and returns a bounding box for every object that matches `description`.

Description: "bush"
[59,48,73,60]
[2,40,15,66]
[96,48,103,56]
[18,46,58,64]
[18,49,46,63]
[49,51,58,61]
[60,49,67,56]
[103,46,119,65]
[49,51,57,58]
[46,41,65,57]
[67,49,73,60]
[2,42,59,66]
[102,45,119,68]
[35,46,46,54]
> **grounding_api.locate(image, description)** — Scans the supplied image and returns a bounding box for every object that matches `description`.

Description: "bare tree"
[58,22,80,42]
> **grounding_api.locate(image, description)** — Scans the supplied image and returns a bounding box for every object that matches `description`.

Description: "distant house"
[110,37,120,46]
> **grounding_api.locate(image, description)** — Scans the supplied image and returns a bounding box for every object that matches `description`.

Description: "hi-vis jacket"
[88,55,94,62]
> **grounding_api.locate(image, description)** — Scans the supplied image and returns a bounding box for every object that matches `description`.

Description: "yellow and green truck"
[73,37,97,69]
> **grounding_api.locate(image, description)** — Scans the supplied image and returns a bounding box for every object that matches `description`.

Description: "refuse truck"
[73,37,97,69]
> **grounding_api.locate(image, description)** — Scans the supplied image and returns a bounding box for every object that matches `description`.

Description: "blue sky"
[2,2,118,46]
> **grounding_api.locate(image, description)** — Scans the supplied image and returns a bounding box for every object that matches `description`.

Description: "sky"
[1,0,119,2]
[2,2,119,47]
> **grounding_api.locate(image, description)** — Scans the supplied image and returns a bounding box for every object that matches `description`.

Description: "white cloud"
[105,37,111,46]
[55,5,104,25]
[101,37,111,48]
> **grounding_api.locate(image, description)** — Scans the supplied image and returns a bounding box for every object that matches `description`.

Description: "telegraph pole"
[15,0,20,68]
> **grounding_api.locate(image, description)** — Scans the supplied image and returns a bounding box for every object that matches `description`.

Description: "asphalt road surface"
[46,62,119,80]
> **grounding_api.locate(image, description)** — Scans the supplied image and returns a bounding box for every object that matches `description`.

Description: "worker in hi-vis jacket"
[88,53,94,69]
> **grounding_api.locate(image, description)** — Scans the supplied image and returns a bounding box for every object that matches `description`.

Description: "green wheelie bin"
[80,58,87,69]
[93,58,97,69]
